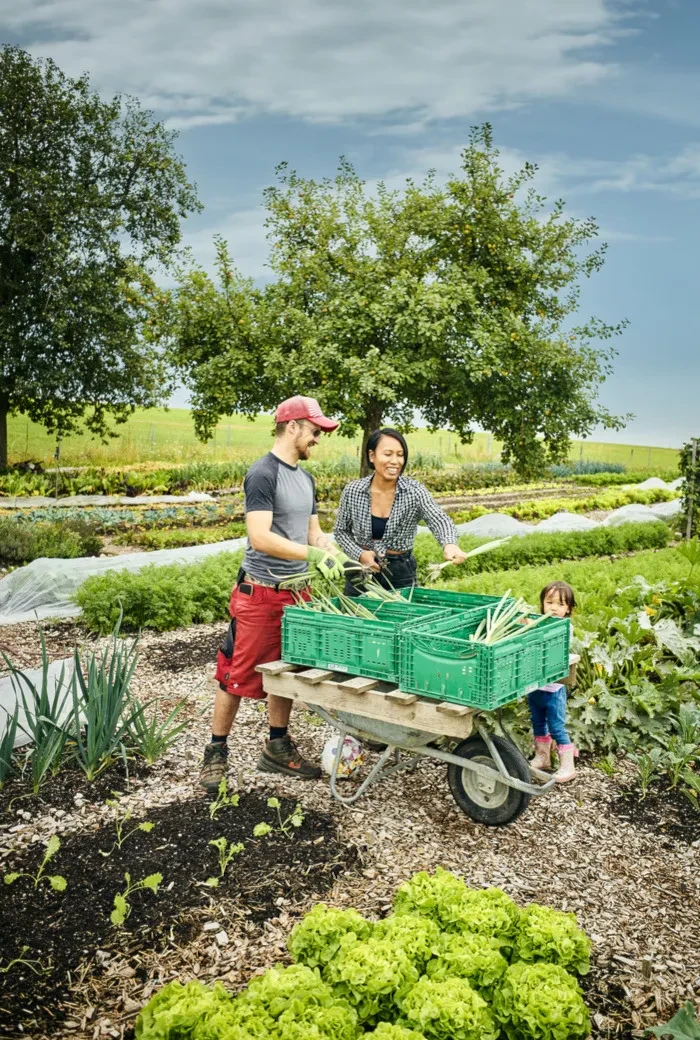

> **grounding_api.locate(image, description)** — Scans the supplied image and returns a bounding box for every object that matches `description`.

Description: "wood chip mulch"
[1,618,698,1040]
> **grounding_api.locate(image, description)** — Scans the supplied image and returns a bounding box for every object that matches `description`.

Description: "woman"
[334,428,467,595]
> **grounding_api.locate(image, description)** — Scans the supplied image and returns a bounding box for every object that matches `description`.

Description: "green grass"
[440,546,690,612]
[7,407,680,472]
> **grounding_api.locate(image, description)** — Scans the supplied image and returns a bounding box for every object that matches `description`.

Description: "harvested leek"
[469,590,548,644]
[426,538,512,583]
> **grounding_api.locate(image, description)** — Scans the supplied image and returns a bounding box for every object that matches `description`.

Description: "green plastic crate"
[398,587,515,611]
[281,601,455,682]
[399,610,570,710]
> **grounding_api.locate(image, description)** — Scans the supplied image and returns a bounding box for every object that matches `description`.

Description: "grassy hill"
[6,407,680,472]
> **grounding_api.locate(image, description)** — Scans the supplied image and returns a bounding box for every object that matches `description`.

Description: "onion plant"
[69,621,140,781]
[124,696,188,765]
[2,634,74,793]
[0,705,19,790]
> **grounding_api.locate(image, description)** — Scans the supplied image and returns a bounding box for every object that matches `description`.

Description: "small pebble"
[203,921,221,932]
[215,930,229,946]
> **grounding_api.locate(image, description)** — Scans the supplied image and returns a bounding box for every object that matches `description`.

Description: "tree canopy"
[162,124,627,476]
[0,46,201,468]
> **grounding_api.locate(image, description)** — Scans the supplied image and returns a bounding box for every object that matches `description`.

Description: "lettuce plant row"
[136,867,592,1040]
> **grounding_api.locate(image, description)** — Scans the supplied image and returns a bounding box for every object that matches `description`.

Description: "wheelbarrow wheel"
[447,735,531,826]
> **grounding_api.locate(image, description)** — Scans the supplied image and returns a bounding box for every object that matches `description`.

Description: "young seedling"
[208,777,240,821]
[110,871,163,927]
[99,795,155,856]
[266,797,304,837]
[204,838,244,888]
[0,947,47,976]
[253,822,272,837]
[4,834,67,892]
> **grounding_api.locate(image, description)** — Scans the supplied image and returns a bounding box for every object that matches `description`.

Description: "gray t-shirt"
[242,452,317,583]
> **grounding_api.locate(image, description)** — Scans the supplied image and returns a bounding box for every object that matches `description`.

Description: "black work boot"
[199,742,229,792]
[257,735,321,780]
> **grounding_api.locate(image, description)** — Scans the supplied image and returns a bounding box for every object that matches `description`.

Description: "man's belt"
[243,572,310,592]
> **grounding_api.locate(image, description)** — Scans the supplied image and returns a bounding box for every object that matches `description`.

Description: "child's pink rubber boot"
[554,744,578,783]
[529,736,553,771]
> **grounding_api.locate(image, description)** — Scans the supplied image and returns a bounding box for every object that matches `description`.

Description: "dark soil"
[582,970,642,1039]
[0,792,357,1038]
[609,779,700,844]
[0,759,153,817]
[145,629,222,673]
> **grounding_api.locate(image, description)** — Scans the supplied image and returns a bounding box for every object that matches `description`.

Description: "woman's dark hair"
[365,428,409,473]
[540,581,576,616]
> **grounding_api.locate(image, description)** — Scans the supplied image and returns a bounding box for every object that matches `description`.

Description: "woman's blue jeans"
[527,685,571,746]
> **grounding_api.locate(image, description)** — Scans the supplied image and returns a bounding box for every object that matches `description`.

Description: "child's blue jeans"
[527,684,571,745]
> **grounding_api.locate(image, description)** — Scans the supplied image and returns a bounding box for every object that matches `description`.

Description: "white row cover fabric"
[0,485,683,626]
[631,477,683,491]
[3,491,217,510]
[452,500,681,539]
[0,537,247,626]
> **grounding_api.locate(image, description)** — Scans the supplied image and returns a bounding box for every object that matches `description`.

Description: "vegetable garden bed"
[1,541,699,1039]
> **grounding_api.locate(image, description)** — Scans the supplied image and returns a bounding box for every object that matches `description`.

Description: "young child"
[528,580,577,783]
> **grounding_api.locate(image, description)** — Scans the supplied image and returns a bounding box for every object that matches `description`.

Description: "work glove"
[306,546,345,581]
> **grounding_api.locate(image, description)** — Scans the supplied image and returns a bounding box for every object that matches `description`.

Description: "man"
[199,395,349,791]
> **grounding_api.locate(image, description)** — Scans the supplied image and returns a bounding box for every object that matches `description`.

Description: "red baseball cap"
[275,395,339,432]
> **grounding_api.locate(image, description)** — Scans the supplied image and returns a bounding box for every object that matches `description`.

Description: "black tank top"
[371,514,388,540]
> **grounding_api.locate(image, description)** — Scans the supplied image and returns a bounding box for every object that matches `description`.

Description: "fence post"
[686,438,698,541]
[579,443,583,461]
[630,448,634,466]
[150,423,155,449]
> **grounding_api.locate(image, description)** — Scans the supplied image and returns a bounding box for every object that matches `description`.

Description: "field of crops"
[6,407,681,472]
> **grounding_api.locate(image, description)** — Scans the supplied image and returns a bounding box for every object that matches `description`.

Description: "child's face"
[542,592,571,618]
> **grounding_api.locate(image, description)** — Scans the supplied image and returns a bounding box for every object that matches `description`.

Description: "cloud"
[4,0,626,127]
[385,140,700,204]
[177,136,686,282]
[179,206,269,281]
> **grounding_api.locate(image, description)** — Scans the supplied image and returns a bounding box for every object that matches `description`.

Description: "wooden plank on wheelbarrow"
[436,701,471,717]
[331,676,377,694]
[294,668,336,684]
[260,672,474,739]
[256,660,301,675]
[383,689,418,705]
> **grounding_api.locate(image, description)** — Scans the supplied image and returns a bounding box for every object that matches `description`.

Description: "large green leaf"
[647,1002,700,1040]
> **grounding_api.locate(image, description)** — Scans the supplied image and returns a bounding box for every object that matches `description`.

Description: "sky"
[2,0,699,449]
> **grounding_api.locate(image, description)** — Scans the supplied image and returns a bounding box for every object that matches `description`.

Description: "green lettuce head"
[392,867,471,929]
[324,934,420,1025]
[288,903,372,969]
[271,1001,359,1040]
[492,962,591,1040]
[425,932,509,994]
[514,904,591,975]
[398,976,499,1040]
[451,887,520,945]
[237,964,339,1022]
[373,914,442,969]
[135,980,244,1040]
[365,1024,427,1040]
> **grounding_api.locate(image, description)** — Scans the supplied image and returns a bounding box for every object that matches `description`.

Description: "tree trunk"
[359,401,384,477]
[0,395,8,471]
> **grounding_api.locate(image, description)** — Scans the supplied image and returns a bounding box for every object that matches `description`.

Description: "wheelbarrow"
[257,656,579,827]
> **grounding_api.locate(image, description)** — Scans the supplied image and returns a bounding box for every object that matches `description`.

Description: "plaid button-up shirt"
[334,474,459,560]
